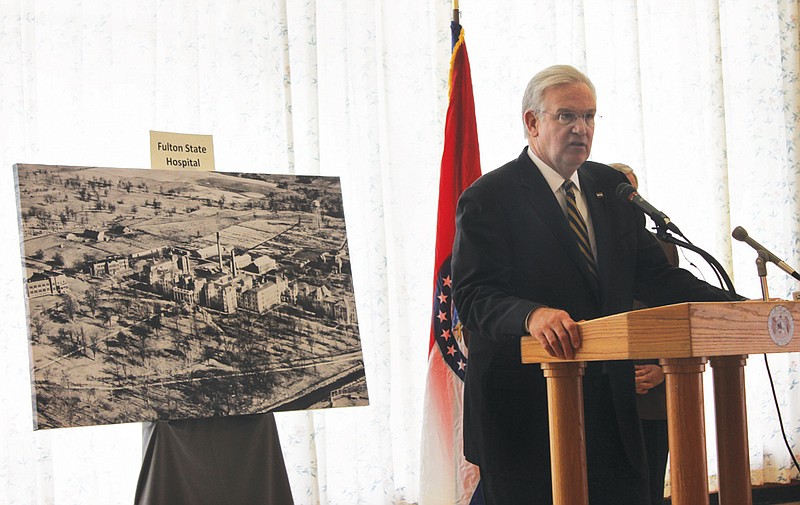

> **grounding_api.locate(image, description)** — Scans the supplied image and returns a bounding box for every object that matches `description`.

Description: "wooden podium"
[521,301,800,505]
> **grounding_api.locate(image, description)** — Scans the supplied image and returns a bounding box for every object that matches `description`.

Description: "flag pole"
[420,6,482,503]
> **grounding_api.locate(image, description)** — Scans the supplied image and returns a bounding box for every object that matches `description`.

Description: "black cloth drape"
[134,413,294,505]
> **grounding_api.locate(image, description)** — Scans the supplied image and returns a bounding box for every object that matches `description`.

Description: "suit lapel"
[515,152,600,299]
[579,169,608,300]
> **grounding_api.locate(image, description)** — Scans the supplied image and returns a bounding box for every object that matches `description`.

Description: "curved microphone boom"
[732,226,800,281]
[615,183,683,237]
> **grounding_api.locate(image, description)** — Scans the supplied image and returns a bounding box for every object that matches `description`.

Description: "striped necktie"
[563,179,598,279]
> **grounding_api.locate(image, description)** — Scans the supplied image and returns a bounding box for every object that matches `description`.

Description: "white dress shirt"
[526,147,598,260]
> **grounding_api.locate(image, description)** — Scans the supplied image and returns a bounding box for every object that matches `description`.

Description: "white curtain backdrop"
[1,1,798,504]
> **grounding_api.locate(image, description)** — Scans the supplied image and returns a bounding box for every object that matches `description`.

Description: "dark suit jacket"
[452,148,737,500]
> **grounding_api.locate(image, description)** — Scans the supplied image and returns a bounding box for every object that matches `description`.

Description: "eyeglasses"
[539,111,598,127]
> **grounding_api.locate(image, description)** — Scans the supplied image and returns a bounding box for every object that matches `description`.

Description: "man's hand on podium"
[526,307,581,360]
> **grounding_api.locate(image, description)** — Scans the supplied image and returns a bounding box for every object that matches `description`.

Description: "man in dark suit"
[452,65,738,505]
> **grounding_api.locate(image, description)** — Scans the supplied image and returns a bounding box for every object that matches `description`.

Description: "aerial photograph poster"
[14,164,367,430]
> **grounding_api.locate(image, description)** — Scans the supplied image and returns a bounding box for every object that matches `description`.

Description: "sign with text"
[150,131,215,171]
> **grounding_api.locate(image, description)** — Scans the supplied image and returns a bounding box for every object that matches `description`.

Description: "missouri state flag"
[419,21,482,505]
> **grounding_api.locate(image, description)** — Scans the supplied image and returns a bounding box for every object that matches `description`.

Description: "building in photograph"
[200,271,251,314]
[26,271,69,298]
[328,298,357,325]
[320,250,350,274]
[83,229,106,242]
[172,275,204,305]
[250,255,277,275]
[90,256,130,277]
[238,281,282,314]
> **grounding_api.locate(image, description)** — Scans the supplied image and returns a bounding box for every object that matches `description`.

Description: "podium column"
[710,355,752,505]
[661,357,710,505]
[541,362,588,505]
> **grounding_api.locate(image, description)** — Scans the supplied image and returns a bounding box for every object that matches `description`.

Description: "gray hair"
[521,65,596,138]
[609,162,638,187]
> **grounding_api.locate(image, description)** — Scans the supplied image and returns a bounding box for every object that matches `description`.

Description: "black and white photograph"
[14,164,367,430]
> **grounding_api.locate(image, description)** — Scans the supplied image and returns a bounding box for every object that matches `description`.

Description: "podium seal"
[768,305,794,346]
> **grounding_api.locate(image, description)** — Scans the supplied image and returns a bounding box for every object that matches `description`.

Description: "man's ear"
[524,110,539,138]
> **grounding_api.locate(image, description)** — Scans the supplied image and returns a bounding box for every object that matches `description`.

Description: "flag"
[419,21,483,505]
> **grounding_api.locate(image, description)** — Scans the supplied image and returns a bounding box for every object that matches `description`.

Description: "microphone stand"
[737,244,800,478]
[755,250,770,301]
[654,226,738,296]
[661,221,800,480]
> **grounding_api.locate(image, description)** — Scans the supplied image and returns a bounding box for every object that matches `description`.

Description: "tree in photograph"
[116,296,132,317]
[175,331,193,364]
[77,326,88,358]
[86,387,98,415]
[201,345,215,365]
[60,369,71,390]
[55,326,71,353]
[169,301,184,332]
[61,292,78,322]
[190,317,198,339]
[234,333,258,372]
[216,327,235,357]
[117,356,129,380]
[125,326,150,365]
[89,331,100,359]
[100,309,112,328]
[30,316,45,344]
[83,286,101,317]
[136,301,152,321]
[137,326,151,366]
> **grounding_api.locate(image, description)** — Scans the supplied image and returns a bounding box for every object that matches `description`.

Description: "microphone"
[731,226,800,281]
[615,183,682,235]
